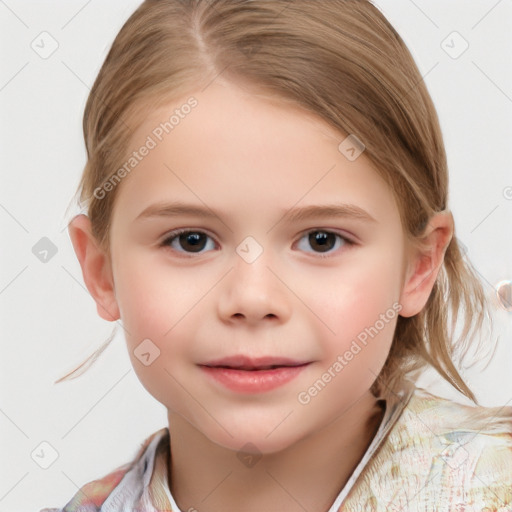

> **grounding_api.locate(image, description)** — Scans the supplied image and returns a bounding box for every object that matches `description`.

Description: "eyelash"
[159,228,356,258]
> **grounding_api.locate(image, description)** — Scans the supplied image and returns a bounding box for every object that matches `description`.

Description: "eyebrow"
[135,201,377,224]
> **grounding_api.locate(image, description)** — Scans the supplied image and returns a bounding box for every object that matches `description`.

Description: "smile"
[198,362,311,393]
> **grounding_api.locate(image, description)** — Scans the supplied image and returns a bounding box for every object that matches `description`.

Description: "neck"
[167,390,386,512]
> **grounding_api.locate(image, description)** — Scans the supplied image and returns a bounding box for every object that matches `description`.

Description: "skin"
[69,79,454,512]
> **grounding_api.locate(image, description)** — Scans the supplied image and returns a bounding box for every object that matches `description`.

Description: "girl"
[41,0,511,510]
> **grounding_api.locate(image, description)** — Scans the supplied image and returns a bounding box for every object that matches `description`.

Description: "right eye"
[160,229,217,254]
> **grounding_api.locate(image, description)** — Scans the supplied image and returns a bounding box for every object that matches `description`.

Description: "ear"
[68,214,120,322]
[398,211,454,318]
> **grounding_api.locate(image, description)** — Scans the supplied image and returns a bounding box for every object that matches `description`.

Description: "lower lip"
[199,364,310,393]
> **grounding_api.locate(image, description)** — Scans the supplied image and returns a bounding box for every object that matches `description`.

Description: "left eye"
[296,230,353,255]
[160,229,354,256]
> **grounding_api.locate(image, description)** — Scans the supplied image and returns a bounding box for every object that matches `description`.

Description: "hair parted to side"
[60,0,497,407]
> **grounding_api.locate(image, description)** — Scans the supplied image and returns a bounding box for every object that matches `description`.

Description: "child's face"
[77,80,444,453]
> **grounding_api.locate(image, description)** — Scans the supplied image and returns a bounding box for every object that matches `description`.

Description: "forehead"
[111,81,398,228]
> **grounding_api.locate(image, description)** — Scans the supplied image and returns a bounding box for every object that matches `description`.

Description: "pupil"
[309,232,334,252]
[180,232,206,252]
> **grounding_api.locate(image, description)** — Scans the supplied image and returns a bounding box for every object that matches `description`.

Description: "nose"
[216,249,292,326]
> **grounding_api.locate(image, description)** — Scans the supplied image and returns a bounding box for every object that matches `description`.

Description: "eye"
[160,229,354,257]
[295,230,354,256]
[160,229,216,254]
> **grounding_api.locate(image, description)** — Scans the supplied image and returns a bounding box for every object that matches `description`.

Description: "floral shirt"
[40,380,512,511]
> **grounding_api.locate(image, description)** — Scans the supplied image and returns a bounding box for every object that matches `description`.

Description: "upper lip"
[200,355,310,370]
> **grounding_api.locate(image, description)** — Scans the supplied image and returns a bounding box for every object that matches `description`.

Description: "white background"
[1,1,511,511]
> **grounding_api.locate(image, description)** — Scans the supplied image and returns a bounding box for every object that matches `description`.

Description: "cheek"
[303,255,400,324]
[114,258,200,337]
[299,254,400,367]
[114,261,197,410]
[113,261,206,384]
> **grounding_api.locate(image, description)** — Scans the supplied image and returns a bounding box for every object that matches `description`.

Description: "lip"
[200,355,310,370]
[199,364,310,393]
[198,355,311,394]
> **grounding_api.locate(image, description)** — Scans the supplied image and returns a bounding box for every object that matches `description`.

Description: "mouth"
[198,356,312,393]
[207,364,308,371]
[199,355,310,371]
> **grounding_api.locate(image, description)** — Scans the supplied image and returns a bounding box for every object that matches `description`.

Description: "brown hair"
[60,0,497,407]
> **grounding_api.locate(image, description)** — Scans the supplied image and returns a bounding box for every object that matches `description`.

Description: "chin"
[204,423,306,457]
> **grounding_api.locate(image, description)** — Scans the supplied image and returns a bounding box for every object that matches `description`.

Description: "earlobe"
[398,211,454,318]
[68,214,120,322]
